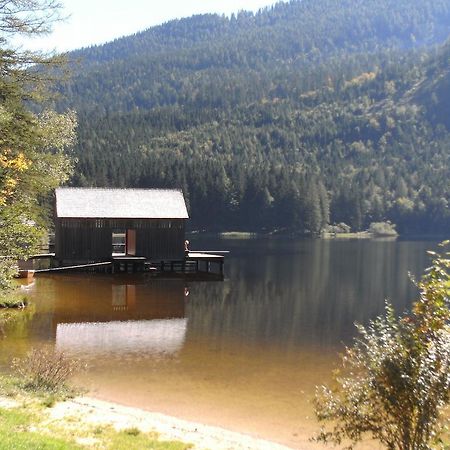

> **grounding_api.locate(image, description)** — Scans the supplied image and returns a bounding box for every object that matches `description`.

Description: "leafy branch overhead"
[0,1,63,38]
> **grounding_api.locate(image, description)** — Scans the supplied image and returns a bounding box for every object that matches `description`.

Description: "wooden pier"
[35,261,112,274]
[151,252,225,279]
[112,256,147,273]
[31,251,226,280]
[186,252,225,276]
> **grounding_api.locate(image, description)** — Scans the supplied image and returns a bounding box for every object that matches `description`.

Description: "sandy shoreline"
[42,395,294,449]
[1,393,381,449]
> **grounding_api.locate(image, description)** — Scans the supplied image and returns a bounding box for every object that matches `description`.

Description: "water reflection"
[187,238,435,348]
[51,276,187,358]
[0,275,187,364]
[0,239,440,449]
[49,275,185,325]
[56,319,187,357]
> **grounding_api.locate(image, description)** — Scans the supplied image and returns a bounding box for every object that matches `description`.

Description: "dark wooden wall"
[55,218,185,263]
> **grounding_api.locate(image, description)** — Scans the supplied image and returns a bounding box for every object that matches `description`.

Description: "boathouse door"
[126,229,136,256]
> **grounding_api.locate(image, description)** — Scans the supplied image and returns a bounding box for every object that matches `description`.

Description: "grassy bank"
[0,293,28,309]
[0,393,191,450]
[0,349,192,450]
[0,371,291,450]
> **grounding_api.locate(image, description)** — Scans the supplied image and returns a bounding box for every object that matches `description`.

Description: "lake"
[0,238,439,448]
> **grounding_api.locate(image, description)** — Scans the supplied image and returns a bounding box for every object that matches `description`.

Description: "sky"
[15,0,282,53]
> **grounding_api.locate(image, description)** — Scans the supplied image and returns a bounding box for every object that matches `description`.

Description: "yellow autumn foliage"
[0,149,32,205]
[345,71,377,87]
[0,149,31,172]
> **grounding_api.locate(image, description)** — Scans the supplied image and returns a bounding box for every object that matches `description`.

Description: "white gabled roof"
[56,188,189,219]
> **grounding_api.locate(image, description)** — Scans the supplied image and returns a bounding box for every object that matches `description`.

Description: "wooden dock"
[112,256,147,273]
[35,261,112,273]
[32,251,226,280]
[187,251,225,276]
[151,252,225,279]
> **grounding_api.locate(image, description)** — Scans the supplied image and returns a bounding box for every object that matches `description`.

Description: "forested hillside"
[58,0,450,233]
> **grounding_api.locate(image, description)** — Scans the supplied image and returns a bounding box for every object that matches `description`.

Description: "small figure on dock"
[184,240,190,257]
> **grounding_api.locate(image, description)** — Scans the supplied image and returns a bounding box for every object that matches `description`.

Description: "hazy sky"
[16,0,282,53]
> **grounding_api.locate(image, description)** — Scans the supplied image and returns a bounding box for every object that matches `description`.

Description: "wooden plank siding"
[55,218,185,263]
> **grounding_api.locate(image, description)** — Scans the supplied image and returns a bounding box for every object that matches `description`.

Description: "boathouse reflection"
[46,275,187,357]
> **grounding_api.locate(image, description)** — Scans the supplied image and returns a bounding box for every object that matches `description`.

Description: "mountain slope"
[58,0,450,233]
[408,40,450,128]
[60,0,450,114]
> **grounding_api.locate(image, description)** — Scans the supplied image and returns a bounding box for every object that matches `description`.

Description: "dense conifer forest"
[57,0,450,233]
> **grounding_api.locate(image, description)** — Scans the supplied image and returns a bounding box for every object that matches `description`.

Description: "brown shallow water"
[0,238,438,448]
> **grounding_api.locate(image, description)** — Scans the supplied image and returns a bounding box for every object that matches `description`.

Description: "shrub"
[0,258,18,293]
[313,242,450,449]
[12,348,82,394]
[324,223,351,234]
[368,221,398,237]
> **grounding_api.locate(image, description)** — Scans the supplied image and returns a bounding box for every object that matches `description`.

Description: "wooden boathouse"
[54,188,189,266]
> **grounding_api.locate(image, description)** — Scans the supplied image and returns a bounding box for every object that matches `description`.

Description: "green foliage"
[313,243,450,449]
[55,0,450,233]
[0,292,28,308]
[324,223,352,234]
[0,1,77,291]
[368,221,398,237]
[0,259,18,292]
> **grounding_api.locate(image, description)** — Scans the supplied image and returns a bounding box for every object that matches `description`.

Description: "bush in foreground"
[12,348,82,395]
[314,242,450,449]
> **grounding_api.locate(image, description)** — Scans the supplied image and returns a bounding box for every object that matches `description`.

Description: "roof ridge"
[55,188,189,219]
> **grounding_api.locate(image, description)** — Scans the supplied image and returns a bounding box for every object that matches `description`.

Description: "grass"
[0,344,192,449]
[96,425,191,449]
[0,373,192,449]
[0,407,81,449]
[0,403,192,449]
[0,373,78,414]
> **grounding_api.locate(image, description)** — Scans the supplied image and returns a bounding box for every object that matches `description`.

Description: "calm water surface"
[0,238,438,449]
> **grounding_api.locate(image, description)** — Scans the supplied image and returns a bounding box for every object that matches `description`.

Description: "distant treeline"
[57,0,450,233]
